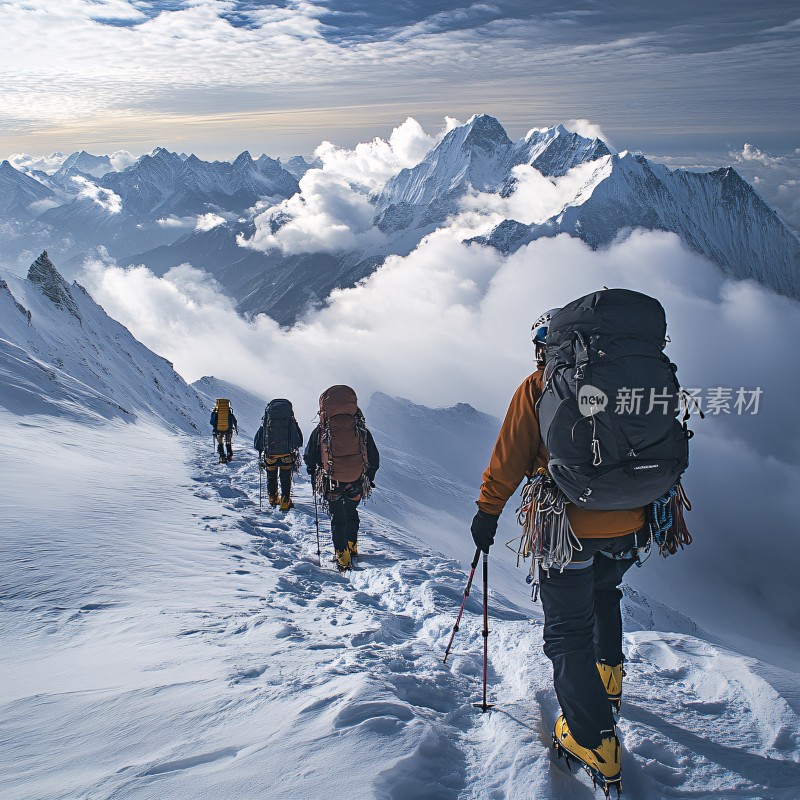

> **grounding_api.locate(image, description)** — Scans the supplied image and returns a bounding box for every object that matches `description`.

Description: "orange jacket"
[477,370,645,538]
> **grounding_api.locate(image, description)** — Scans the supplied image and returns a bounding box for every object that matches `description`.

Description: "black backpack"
[537,289,690,510]
[258,399,301,456]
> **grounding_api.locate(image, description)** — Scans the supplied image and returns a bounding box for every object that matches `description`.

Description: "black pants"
[265,454,293,497]
[328,484,361,552]
[539,529,648,749]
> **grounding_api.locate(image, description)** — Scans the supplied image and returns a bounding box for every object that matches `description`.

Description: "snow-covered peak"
[459,113,512,150]
[151,146,180,160]
[513,125,611,177]
[57,150,114,179]
[375,115,514,220]
[27,250,81,321]
[477,149,800,299]
[232,150,256,169]
[375,118,613,228]
[282,155,319,180]
[256,153,280,171]
[0,161,56,221]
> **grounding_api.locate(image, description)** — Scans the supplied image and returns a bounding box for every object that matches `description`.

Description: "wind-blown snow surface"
[2,413,799,800]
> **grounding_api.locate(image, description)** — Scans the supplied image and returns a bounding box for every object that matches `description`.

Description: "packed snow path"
[2,425,799,800]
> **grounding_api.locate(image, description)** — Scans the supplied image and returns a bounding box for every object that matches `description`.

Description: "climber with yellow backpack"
[210,398,238,464]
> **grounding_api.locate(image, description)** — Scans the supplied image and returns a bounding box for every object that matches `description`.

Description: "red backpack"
[319,385,369,485]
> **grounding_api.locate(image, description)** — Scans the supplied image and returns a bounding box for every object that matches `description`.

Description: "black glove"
[471,509,499,553]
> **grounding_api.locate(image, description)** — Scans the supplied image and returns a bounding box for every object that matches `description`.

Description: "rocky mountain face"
[27,251,81,320]
[231,116,798,321]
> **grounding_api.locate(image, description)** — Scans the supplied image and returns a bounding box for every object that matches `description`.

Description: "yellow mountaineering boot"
[553,714,621,797]
[268,493,279,507]
[597,661,625,720]
[335,548,352,572]
[280,495,294,512]
[347,540,358,558]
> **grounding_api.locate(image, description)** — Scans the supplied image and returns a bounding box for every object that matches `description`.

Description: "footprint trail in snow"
[172,442,800,800]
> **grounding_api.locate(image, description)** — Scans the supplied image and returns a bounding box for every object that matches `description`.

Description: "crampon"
[553,737,622,797]
[552,715,622,798]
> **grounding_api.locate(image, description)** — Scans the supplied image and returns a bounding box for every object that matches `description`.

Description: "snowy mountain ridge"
[0,252,207,431]
[475,150,800,298]
[0,147,303,271]
[2,115,799,326]
[375,115,612,229]
[125,116,799,324]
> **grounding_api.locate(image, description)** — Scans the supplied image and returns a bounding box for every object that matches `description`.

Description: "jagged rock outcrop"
[27,250,81,322]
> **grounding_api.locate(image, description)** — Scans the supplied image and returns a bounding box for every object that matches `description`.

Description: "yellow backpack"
[215,398,230,432]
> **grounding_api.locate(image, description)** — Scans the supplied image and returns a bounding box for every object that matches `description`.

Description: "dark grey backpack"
[537,289,690,510]
[262,399,301,456]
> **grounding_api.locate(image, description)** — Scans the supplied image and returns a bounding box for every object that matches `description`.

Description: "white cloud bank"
[195,213,227,232]
[71,176,122,214]
[241,118,442,254]
[82,226,799,461]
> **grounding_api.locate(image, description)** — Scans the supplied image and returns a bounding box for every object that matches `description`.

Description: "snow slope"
[2,250,799,799]
[2,414,798,800]
[0,253,206,431]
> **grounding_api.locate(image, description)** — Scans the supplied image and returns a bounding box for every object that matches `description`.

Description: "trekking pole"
[258,461,263,510]
[443,547,481,663]
[472,552,495,713]
[313,486,322,568]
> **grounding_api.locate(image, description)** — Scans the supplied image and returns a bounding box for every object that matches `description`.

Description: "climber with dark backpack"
[304,385,380,571]
[210,398,238,464]
[469,289,695,797]
[253,399,303,511]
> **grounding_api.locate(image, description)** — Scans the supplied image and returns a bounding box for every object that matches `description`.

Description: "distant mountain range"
[2,116,798,325]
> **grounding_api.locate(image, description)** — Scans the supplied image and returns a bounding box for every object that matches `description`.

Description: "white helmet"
[531,308,561,348]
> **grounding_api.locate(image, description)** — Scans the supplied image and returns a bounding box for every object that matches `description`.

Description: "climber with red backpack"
[304,385,380,572]
[470,289,694,797]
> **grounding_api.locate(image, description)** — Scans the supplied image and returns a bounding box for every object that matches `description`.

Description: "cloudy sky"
[1,0,798,160]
